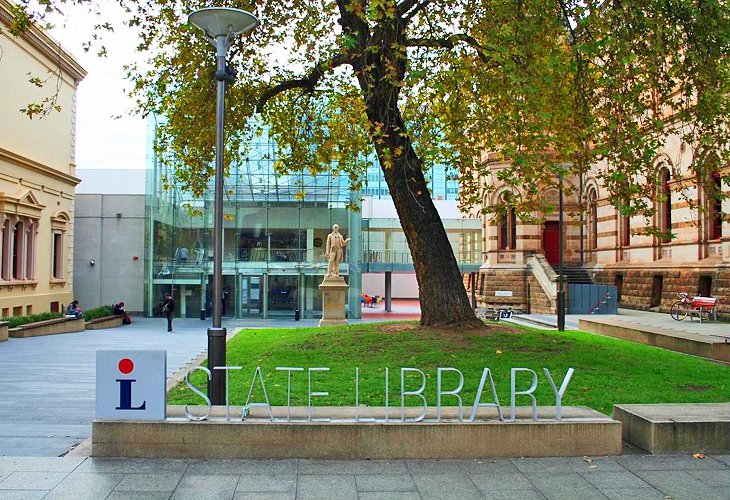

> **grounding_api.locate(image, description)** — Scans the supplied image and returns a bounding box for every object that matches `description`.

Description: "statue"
[325,224,351,278]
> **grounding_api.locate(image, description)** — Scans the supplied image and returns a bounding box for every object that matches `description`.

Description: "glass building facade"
[144,121,362,320]
[362,161,459,200]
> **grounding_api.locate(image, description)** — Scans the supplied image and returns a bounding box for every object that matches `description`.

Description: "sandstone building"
[469,132,729,320]
[0,0,86,318]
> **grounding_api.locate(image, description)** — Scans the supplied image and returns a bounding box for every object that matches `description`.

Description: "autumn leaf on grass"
[495,349,503,355]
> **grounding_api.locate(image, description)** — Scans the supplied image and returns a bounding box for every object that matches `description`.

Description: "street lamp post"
[188,7,258,405]
[557,172,566,332]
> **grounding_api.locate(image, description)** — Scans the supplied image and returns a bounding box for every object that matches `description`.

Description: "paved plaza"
[0,313,728,499]
[0,453,728,500]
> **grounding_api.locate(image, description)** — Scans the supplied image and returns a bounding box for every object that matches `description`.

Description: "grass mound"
[168,321,729,415]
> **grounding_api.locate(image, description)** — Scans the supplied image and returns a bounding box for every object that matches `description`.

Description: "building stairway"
[552,265,593,284]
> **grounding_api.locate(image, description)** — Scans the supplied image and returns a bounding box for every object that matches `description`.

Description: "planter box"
[9,316,85,338]
[86,315,123,330]
[0,322,7,342]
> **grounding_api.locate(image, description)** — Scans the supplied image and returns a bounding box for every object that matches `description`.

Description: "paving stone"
[234,492,295,500]
[357,492,423,500]
[355,474,417,492]
[405,459,465,475]
[710,456,730,466]
[0,457,84,473]
[459,459,521,476]
[635,470,727,500]
[599,487,674,500]
[42,472,124,500]
[471,472,535,491]
[107,492,173,500]
[481,489,546,500]
[411,473,482,500]
[187,459,296,475]
[235,474,296,492]
[527,473,609,500]
[579,471,651,489]
[0,471,69,490]
[114,473,183,491]
[688,470,730,487]
[296,474,358,500]
[0,490,49,500]
[76,458,189,474]
[511,457,623,474]
[169,474,238,500]
[714,487,730,500]
[615,455,728,471]
[298,460,407,475]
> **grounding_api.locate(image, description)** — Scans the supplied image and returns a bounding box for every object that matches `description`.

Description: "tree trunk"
[360,88,480,327]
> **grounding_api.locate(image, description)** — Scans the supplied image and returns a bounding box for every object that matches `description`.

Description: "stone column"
[319,276,349,326]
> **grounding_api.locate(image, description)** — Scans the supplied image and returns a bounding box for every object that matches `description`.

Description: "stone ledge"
[614,403,730,454]
[9,316,85,338]
[85,315,123,330]
[578,318,730,362]
[92,405,622,459]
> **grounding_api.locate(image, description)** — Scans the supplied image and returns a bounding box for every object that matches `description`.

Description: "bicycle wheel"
[670,302,688,321]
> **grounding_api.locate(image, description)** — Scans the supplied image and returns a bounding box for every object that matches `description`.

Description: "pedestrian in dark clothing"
[162,293,175,332]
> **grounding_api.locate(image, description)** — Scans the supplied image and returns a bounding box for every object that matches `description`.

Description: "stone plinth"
[614,403,730,454]
[319,276,348,327]
[0,322,7,342]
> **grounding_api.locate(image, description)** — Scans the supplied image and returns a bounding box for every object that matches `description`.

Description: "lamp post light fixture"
[188,7,258,405]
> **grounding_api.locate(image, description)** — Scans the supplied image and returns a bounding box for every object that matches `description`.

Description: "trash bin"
[200,309,206,320]
[294,309,300,321]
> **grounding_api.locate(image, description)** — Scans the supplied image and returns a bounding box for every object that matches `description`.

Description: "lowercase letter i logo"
[116,358,146,410]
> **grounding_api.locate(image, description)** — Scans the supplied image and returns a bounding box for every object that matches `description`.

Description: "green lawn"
[168,322,730,415]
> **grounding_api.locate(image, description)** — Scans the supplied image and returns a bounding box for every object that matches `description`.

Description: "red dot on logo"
[118,358,134,374]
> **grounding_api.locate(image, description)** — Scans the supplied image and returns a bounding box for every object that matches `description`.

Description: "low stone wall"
[86,315,123,330]
[579,318,730,362]
[0,322,7,342]
[9,316,85,338]
[92,405,622,459]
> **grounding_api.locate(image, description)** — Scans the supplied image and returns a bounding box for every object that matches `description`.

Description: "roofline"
[0,0,87,82]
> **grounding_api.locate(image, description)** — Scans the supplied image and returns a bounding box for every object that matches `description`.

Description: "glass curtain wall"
[145,121,362,320]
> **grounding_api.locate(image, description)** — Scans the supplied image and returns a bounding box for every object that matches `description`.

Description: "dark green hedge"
[2,312,64,328]
[83,305,114,321]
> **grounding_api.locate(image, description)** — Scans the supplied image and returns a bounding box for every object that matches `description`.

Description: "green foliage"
[83,305,115,321]
[8,0,730,228]
[2,312,63,329]
[168,322,730,415]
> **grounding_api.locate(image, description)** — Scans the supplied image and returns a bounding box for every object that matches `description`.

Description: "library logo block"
[96,350,167,420]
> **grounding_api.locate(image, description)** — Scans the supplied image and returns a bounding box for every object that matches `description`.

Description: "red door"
[543,222,560,266]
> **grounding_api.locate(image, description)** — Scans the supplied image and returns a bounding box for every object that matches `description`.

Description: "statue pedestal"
[319,276,349,327]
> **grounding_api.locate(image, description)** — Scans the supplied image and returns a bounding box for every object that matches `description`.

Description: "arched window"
[498,194,517,250]
[587,188,598,251]
[709,172,723,240]
[621,212,631,247]
[657,167,672,243]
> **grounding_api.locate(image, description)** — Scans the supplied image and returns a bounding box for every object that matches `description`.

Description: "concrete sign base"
[92,405,622,459]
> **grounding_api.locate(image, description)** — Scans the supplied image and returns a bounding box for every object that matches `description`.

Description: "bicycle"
[670,292,717,322]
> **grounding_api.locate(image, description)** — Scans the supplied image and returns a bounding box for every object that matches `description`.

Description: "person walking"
[162,292,175,332]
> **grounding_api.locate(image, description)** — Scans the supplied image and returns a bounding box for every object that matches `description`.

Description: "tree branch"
[407,34,493,65]
[256,54,351,112]
[398,0,432,20]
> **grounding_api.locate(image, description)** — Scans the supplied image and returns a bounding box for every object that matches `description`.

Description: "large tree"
[9,0,730,325]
